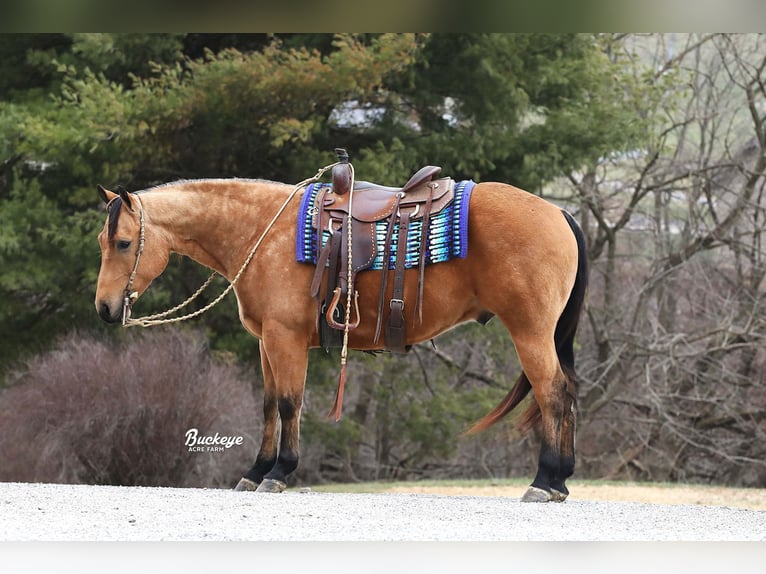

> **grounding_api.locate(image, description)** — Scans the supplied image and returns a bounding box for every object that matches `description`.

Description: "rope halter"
[108,193,145,326]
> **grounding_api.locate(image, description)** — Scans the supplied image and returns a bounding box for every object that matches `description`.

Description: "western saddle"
[309,149,455,354]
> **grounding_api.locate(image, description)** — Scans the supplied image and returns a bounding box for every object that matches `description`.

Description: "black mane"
[106,196,123,240]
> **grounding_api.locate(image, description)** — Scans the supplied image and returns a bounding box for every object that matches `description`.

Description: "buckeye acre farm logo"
[185,428,244,453]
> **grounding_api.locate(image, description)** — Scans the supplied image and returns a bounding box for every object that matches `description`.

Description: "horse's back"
[468,181,577,248]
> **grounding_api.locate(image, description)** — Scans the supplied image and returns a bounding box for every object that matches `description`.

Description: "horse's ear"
[117,186,134,211]
[96,184,117,205]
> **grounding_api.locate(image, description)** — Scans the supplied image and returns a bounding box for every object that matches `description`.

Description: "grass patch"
[308,478,757,494]
[309,478,529,493]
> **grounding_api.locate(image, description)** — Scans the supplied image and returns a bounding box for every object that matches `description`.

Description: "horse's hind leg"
[530,380,576,502]
[549,375,577,501]
[512,332,577,503]
[235,343,280,491]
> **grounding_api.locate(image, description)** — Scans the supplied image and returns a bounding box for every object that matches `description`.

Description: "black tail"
[466,210,588,434]
[555,210,589,380]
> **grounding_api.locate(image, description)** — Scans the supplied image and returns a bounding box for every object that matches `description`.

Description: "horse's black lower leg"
[235,344,280,492]
[257,394,302,492]
[242,395,279,479]
[244,453,278,483]
[537,443,574,502]
[236,332,308,493]
[550,397,576,499]
[523,376,576,503]
[550,455,574,499]
[235,394,279,491]
[530,443,559,490]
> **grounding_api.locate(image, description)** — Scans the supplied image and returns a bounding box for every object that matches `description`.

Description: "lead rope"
[122,161,342,328]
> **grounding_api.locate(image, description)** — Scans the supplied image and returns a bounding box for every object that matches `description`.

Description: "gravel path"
[1,482,764,541]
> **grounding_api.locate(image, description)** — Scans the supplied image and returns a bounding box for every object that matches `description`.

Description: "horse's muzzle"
[97,301,121,324]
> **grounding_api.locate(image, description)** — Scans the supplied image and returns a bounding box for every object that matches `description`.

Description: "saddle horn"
[332,148,352,196]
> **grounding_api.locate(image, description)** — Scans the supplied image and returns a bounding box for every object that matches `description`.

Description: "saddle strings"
[122,161,343,328]
[331,162,356,421]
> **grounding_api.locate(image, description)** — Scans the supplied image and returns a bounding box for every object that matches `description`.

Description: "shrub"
[0,329,261,488]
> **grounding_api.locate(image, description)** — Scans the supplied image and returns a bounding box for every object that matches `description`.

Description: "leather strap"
[310,238,332,298]
[415,183,435,323]
[374,193,402,345]
[323,228,343,325]
[386,209,411,352]
[311,186,332,338]
[313,186,330,254]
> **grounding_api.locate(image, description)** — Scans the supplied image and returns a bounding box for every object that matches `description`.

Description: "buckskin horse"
[94,159,588,503]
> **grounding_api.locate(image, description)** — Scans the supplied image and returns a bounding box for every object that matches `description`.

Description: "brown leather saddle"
[309,155,455,353]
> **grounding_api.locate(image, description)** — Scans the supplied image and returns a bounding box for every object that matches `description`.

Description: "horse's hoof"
[234,478,259,492]
[255,478,287,493]
[521,486,553,503]
[551,489,568,502]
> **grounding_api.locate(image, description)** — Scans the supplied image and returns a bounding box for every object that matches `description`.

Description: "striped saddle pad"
[296,179,476,270]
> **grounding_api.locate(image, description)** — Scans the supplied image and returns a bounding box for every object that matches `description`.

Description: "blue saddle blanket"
[296,180,475,270]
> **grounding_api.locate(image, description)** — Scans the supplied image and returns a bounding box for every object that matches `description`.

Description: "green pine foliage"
[1,32,643,374]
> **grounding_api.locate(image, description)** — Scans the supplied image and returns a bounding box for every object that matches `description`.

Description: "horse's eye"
[116,240,132,251]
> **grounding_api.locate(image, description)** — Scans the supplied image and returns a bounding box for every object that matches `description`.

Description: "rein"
[120,162,342,328]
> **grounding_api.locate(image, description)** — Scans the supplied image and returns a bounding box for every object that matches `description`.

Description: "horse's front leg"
[235,342,280,491]
[237,324,309,493]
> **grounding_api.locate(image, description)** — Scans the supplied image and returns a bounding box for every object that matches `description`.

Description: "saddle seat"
[310,162,455,354]
[313,166,454,228]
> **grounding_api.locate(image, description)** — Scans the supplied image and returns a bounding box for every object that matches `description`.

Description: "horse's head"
[95,185,170,323]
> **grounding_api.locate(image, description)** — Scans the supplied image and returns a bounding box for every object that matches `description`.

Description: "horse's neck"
[144,180,288,279]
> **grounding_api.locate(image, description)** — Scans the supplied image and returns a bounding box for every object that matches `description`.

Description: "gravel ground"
[1,481,764,541]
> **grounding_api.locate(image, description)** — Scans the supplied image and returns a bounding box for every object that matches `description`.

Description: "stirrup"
[325,287,360,331]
